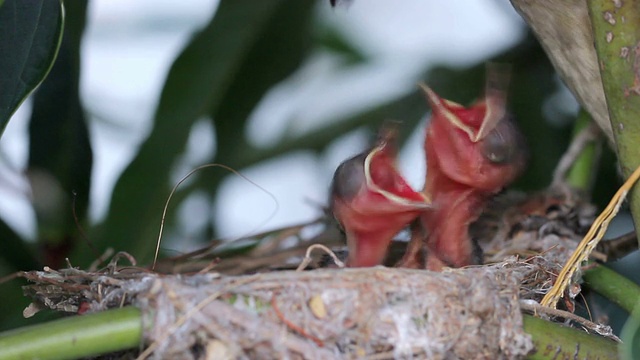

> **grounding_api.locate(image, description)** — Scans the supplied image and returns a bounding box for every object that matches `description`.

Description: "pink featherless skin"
[330,125,431,267]
[406,67,527,270]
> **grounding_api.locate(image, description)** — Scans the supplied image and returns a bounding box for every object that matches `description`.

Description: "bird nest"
[17,183,621,360]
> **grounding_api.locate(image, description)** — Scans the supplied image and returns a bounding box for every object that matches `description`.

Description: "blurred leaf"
[213,0,314,162]
[566,110,601,193]
[0,220,40,332]
[302,33,571,192]
[198,0,315,236]
[315,25,368,65]
[591,146,619,209]
[0,220,39,272]
[195,32,567,203]
[94,0,316,265]
[621,302,640,360]
[234,33,573,196]
[0,276,31,332]
[0,0,63,138]
[28,0,91,269]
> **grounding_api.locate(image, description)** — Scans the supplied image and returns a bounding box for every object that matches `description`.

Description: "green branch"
[588,0,640,246]
[0,307,142,360]
[566,109,601,193]
[583,263,640,314]
[523,314,618,359]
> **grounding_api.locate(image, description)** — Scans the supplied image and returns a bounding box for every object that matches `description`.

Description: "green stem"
[523,314,618,360]
[588,0,640,247]
[0,307,142,360]
[620,297,640,360]
[583,263,640,314]
[566,109,600,193]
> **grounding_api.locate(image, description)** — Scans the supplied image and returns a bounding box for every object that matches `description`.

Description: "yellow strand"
[541,164,640,309]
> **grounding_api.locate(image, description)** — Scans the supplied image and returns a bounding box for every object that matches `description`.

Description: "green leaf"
[0,220,38,273]
[93,0,315,264]
[213,0,314,162]
[316,25,368,65]
[198,32,567,201]
[27,0,91,269]
[621,301,640,360]
[566,109,601,192]
[193,0,316,228]
[0,0,64,138]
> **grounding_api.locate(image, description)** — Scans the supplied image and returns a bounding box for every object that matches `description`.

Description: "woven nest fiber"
[20,186,619,359]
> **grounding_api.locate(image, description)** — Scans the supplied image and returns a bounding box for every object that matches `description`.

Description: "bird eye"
[480,118,523,165]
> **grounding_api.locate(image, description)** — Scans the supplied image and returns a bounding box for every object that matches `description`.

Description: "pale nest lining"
[24,261,543,360]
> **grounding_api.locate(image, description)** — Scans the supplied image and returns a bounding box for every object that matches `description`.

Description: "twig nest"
[128,267,535,359]
[19,185,605,359]
[24,264,538,359]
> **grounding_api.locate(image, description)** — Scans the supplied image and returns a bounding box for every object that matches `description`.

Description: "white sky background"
[0,0,527,246]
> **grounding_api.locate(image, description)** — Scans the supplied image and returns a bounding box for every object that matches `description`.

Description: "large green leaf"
[0,219,41,331]
[27,1,91,269]
[213,0,314,162]
[193,0,316,235]
[621,302,640,360]
[315,25,368,66]
[0,0,64,137]
[91,0,315,264]
[0,220,38,272]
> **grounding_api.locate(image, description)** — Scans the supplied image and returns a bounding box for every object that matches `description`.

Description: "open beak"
[330,126,431,267]
[420,64,510,143]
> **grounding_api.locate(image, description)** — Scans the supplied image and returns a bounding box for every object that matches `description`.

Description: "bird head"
[330,124,431,267]
[422,67,527,193]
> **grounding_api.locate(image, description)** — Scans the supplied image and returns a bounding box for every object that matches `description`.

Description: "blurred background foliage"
[0,0,632,335]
